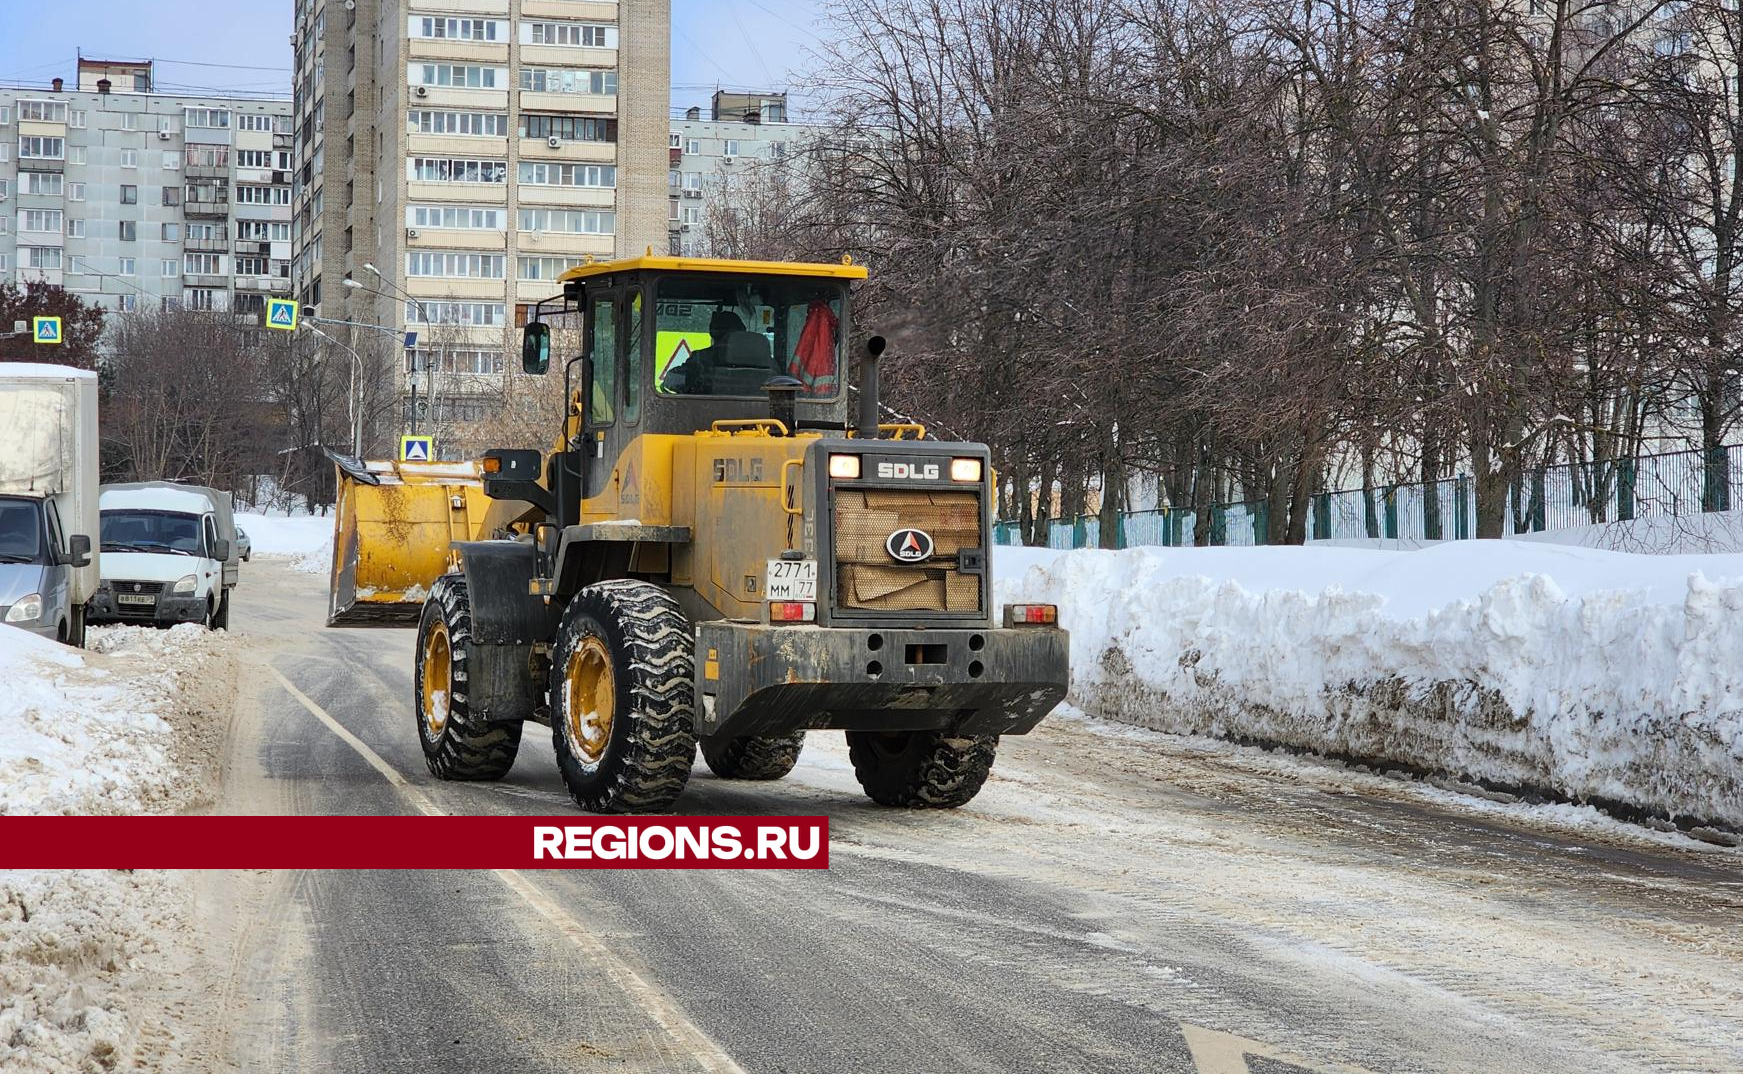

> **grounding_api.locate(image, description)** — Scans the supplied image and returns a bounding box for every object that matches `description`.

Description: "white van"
[90,484,240,630]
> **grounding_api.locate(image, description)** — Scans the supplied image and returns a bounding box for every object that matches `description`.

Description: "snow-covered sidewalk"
[997,541,1743,833]
[0,623,240,1073]
[237,510,332,575]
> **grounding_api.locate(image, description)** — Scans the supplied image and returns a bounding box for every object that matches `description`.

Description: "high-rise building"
[291,0,670,455]
[669,90,808,257]
[0,59,294,318]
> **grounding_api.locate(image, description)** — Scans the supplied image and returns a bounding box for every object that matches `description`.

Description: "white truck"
[0,363,101,647]
[90,482,240,630]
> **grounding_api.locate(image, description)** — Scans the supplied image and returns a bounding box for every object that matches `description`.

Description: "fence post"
[1383,486,1398,540]
[1705,445,1731,513]
[1531,468,1548,532]
[1617,460,1636,522]
[1115,512,1128,550]
[1252,502,1268,546]
[1455,474,1471,540]
[1313,492,1331,540]
[1072,515,1087,549]
[1210,504,1228,546]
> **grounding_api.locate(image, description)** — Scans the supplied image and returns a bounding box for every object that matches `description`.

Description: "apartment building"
[291,0,670,456]
[669,90,806,257]
[0,59,294,318]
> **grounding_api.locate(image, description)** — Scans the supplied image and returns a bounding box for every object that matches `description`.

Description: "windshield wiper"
[0,554,37,564]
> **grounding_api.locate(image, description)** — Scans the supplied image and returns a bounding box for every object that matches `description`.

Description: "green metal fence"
[993,444,1739,549]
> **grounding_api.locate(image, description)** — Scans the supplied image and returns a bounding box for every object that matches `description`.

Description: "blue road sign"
[32,316,62,344]
[266,298,299,331]
[399,435,434,463]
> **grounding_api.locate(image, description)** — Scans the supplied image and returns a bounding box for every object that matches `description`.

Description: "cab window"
[654,277,844,398]
[589,295,618,425]
[624,290,643,424]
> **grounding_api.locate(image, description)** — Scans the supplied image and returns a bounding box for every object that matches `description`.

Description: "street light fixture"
[306,324,365,457]
[346,269,437,437]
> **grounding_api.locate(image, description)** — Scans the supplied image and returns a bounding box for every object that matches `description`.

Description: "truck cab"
[89,486,237,629]
[0,492,93,644]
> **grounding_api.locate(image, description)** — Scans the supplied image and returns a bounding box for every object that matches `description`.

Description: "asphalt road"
[202,560,1743,1074]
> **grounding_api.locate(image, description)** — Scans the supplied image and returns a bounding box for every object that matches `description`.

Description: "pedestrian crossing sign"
[32,317,62,345]
[399,435,434,463]
[266,298,299,331]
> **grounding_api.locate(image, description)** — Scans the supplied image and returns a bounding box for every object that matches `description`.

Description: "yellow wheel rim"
[422,618,452,738]
[564,635,615,764]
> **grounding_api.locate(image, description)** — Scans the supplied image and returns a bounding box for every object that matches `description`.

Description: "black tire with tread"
[416,574,522,780]
[846,731,999,809]
[701,731,805,781]
[550,579,697,814]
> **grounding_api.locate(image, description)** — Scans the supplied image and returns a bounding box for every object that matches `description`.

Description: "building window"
[237,149,276,168]
[22,247,63,271]
[686,139,700,155]
[516,255,589,281]
[162,150,179,170]
[520,114,616,142]
[235,185,291,205]
[405,301,506,326]
[19,136,66,160]
[407,349,506,376]
[161,223,180,241]
[65,218,83,238]
[525,21,614,47]
[517,162,615,188]
[119,114,137,131]
[118,257,136,276]
[185,145,230,168]
[519,68,618,95]
[408,204,504,229]
[118,220,137,241]
[162,259,179,277]
[120,185,137,205]
[120,149,138,168]
[69,110,86,128]
[22,172,64,195]
[182,288,225,311]
[17,100,68,123]
[237,114,275,132]
[118,294,137,312]
[67,182,84,201]
[404,251,506,278]
[406,110,508,137]
[163,187,182,206]
[186,223,220,241]
[413,64,503,89]
[683,172,703,190]
[409,157,507,183]
[183,108,232,129]
[185,252,225,275]
[20,209,63,233]
[411,16,504,41]
[235,255,269,276]
[518,208,614,235]
[723,140,740,157]
[0,106,10,125]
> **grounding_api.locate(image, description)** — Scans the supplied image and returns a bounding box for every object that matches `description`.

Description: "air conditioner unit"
[546,135,561,149]
[345,0,355,8]
[415,85,429,98]
[407,228,420,239]
[157,130,172,141]
[680,223,692,232]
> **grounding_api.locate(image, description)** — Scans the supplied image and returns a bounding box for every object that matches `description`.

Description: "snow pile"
[998,542,1743,830]
[236,510,331,574]
[0,623,238,1072]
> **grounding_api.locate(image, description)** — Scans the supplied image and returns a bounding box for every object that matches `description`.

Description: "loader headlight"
[4,594,43,623]
[950,457,984,483]
[172,575,198,595]
[828,453,861,480]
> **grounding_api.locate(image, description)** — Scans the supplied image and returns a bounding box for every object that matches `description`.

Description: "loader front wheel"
[846,731,998,809]
[415,574,521,780]
[550,580,697,814]
[701,731,805,781]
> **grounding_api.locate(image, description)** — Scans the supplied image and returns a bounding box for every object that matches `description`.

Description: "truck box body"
[0,363,100,605]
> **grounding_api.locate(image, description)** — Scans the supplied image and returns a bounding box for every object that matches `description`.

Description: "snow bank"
[236,510,331,574]
[0,623,238,1072]
[997,542,1743,831]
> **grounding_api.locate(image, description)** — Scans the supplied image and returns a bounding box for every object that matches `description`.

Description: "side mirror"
[63,534,92,568]
[523,322,551,375]
[211,539,231,562]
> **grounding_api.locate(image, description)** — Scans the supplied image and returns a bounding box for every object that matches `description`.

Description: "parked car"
[236,527,252,561]
[88,483,240,630]
[0,364,100,646]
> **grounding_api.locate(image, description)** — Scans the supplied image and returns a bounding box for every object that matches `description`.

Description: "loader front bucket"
[327,455,493,626]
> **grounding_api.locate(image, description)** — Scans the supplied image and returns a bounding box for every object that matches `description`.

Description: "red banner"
[0,816,829,870]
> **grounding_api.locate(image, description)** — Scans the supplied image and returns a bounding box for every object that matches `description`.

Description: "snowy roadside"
[997,542,1743,836]
[236,510,331,575]
[0,622,240,1074]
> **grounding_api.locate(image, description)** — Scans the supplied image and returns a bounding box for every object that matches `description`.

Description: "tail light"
[769,601,816,623]
[1003,604,1057,627]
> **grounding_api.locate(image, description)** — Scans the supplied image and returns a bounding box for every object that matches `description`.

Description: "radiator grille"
[833,489,982,614]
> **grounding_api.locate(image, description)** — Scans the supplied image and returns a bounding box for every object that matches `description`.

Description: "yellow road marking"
[270,668,747,1074]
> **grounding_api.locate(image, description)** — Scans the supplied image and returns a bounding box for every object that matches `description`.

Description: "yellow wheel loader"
[389,255,1067,813]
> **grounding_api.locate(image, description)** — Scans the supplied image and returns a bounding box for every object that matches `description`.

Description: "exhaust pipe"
[856,335,887,440]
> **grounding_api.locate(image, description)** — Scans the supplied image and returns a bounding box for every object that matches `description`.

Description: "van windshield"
[653,276,845,399]
[0,498,43,564]
[101,510,202,556]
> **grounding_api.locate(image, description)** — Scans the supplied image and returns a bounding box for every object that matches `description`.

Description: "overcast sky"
[0,0,826,116]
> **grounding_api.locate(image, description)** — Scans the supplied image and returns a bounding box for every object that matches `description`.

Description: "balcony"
[234,275,291,294]
[186,162,230,180]
[186,236,228,253]
[184,199,231,219]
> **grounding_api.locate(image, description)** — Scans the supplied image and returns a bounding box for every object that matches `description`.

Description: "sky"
[0,0,828,116]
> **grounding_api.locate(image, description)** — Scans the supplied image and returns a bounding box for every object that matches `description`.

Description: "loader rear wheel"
[415,574,521,780]
[701,731,805,781]
[550,580,697,814]
[846,731,999,809]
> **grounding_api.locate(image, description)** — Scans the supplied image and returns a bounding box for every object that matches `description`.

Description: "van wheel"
[416,574,521,780]
[550,580,697,814]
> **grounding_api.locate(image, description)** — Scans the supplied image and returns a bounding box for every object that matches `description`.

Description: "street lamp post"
[347,270,434,435]
[306,324,365,456]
